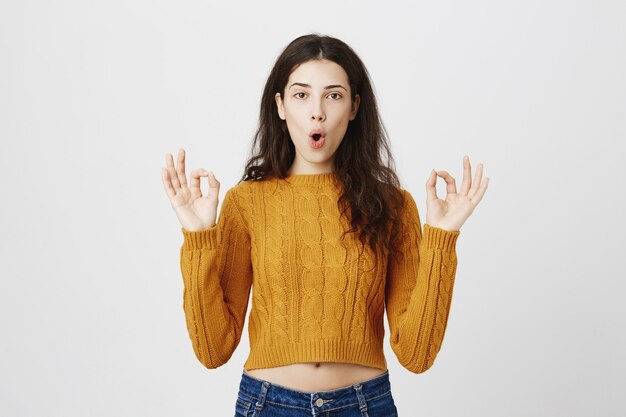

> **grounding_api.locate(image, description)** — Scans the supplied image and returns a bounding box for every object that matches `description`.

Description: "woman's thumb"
[206,171,220,188]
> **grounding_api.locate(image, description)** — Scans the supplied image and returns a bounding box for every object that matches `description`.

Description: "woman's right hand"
[161,148,220,232]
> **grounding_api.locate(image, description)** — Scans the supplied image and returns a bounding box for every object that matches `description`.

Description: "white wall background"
[1,0,624,416]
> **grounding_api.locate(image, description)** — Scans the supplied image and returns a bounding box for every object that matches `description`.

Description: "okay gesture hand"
[161,148,221,232]
[424,155,490,232]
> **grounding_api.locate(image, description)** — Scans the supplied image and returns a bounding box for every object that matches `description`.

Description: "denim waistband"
[237,368,392,414]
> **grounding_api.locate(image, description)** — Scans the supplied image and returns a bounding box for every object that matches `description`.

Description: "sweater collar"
[280,172,339,186]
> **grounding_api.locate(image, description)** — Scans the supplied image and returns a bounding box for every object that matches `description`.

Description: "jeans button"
[315,398,324,407]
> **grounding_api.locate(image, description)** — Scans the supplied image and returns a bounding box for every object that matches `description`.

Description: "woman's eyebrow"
[288,82,347,92]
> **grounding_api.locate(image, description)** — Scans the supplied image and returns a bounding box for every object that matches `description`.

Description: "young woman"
[162,33,489,417]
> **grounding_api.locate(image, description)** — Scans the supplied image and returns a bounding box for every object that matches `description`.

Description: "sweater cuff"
[181,226,218,250]
[423,224,460,251]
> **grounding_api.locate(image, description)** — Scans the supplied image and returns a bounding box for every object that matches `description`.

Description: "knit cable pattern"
[179,173,460,373]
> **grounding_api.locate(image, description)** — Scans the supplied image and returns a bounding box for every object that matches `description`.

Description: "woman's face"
[275,59,360,175]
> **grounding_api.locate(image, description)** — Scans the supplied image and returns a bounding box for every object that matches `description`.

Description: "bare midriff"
[244,362,387,392]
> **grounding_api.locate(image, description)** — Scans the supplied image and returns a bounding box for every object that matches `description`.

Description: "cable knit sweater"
[179,172,460,374]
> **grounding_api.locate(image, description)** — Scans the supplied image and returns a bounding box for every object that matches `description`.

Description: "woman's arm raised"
[162,149,253,369]
[385,189,460,374]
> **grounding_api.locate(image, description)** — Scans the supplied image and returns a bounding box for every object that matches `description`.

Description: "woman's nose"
[311,97,326,121]
[311,111,325,121]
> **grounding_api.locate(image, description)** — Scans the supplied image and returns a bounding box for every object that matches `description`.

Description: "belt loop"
[251,381,270,416]
[353,383,369,416]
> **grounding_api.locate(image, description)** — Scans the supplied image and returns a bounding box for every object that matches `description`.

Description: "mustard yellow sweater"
[179,172,460,374]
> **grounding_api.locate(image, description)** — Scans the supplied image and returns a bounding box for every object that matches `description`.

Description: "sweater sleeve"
[385,189,461,373]
[179,188,253,369]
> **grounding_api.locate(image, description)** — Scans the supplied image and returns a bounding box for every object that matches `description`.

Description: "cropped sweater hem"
[243,340,388,372]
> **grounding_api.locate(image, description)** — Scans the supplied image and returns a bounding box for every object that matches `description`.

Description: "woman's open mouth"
[308,129,326,149]
[309,133,325,149]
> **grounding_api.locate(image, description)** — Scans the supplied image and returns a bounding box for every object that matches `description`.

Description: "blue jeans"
[234,368,399,416]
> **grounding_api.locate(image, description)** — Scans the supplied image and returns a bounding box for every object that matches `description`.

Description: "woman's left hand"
[424,155,489,232]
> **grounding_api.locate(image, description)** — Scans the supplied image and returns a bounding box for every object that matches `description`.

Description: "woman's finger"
[471,177,490,206]
[435,170,457,196]
[425,169,439,202]
[176,149,189,189]
[161,167,176,200]
[189,168,208,199]
[166,153,181,191]
[207,171,220,193]
[469,163,484,199]
[459,155,472,195]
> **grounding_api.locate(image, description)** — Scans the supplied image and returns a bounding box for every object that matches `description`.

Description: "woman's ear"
[350,94,360,121]
[275,92,285,120]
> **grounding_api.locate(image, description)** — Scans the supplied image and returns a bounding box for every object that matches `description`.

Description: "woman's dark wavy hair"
[238,33,407,259]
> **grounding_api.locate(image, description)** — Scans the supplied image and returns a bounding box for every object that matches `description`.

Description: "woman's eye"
[293,92,341,100]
